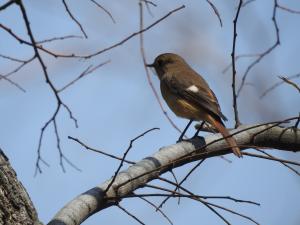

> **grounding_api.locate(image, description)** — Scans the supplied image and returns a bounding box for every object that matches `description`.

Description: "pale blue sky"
[0,1,299,225]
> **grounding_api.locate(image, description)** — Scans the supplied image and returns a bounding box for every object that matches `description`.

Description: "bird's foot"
[176,138,189,143]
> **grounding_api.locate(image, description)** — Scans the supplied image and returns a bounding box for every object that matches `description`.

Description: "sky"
[0,0,300,225]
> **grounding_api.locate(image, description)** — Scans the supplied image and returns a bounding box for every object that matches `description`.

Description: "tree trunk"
[0,149,42,225]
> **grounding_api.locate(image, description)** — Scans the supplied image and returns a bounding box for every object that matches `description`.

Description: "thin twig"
[222,54,259,74]
[61,0,88,38]
[117,204,146,225]
[0,74,26,92]
[16,1,66,173]
[58,60,110,92]
[260,73,300,98]
[150,180,260,206]
[141,0,157,17]
[88,0,116,23]
[237,0,280,96]
[138,196,173,225]
[169,170,180,204]
[4,56,35,77]
[254,148,300,176]
[68,136,135,164]
[130,185,232,224]
[157,159,205,209]
[121,192,260,206]
[278,76,300,93]
[16,1,78,174]
[278,4,300,14]
[54,119,81,173]
[0,0,14,11]
[36,35,83,44]
[294,113,300,129]
[241,0,256,8]
[138,2,183,134]
[0,53,28,63]
[104,128,159,194]
[242,151,300,167]
[231,0,243,127]
[141,0,157,7]
[158,177,259,224]
[80,4,185,59]
[0,5,185,59]
[206,0,223,27]
[207,201,259,225]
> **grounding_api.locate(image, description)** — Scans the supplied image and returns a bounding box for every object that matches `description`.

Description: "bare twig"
[222,54,259,74]
[278,76,300,93]
[53,119,65,172]
[68,136,135,164]
[206,0,223,27]
[16,1,78,174]
[144,183,230,225]
[61,0,88,38]
[36,35,83,44]
[141,0,157,7]
[0,5,185,60]
[0,0,14,11]
[241,0,256,8]
[278,4,300,14]
[140,0,157,16]
[157,159,205,209]
[53,119,81,173]
[0,53,28,63]
[242,151,300,167]
[80,4,185,59]
[88,0,116,23]
[254,148,300,176]
[4,56,35,77]
[152,179,258,205]
[0,74,26,92]
[207,201,259,225]
[117,204,146,225]
[231,0,243,127]
[135,179,259,224]
[58,60,110,92]
[104,128,159,194]
[238,0,280,96]
[294,113,300,129]
[158,177,259,225]
[138,2,183,134]
[138,196,173,225]
[123,192,260,206]
[260,73,300,98]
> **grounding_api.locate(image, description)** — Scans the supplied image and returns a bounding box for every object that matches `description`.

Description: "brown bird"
[147,53,242,158]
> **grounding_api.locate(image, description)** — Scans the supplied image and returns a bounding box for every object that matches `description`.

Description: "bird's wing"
[162,71,227,121]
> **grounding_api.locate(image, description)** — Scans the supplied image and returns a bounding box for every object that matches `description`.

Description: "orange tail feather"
[207,116,242,158]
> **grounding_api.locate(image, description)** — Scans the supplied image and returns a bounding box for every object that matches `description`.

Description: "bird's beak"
[146,63,155,67]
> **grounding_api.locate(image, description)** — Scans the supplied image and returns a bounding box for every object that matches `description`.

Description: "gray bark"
[48,124,300,225]
[0,149,43,225]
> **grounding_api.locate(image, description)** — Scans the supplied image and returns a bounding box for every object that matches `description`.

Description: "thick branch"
[48,124,300,225]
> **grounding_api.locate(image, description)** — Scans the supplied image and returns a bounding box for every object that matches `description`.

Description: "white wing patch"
[186,85,199,93]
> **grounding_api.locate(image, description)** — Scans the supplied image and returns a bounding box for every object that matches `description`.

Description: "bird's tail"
[207,115,242,158]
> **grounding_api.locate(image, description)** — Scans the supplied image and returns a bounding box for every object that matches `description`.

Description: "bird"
[146,53,242,158]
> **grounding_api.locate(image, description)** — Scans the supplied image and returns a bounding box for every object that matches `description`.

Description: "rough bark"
[0,149,42,225]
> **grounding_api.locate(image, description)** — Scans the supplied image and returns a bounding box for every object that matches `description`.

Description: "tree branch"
[48,123,300,225]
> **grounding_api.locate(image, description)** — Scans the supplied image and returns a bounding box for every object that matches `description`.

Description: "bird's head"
[147,53,186,79]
